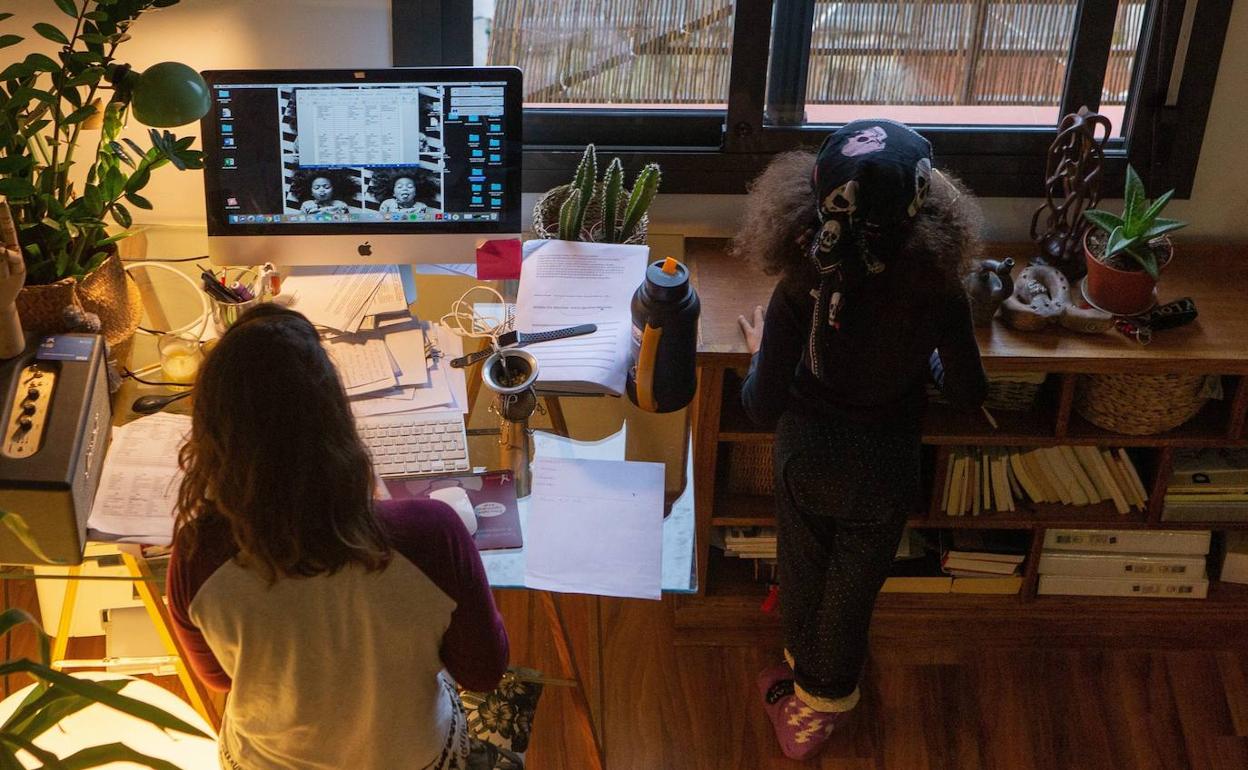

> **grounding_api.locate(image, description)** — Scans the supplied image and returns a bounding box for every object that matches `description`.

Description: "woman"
[168,304,508,770]
[734,120,987,760]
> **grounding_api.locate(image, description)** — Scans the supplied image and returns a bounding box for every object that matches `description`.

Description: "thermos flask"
[627,257,700,413]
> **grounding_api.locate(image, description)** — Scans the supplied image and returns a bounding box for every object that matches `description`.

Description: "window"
[395,0,1233,197]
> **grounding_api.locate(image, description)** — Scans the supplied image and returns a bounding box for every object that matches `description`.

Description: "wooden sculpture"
[1001,264,1114,334]
[1029,107,1113,280]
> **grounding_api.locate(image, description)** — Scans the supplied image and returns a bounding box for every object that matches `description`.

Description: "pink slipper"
[756,664,849,761]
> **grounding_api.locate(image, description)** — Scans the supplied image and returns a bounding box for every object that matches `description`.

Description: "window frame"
[395,0,1233,198]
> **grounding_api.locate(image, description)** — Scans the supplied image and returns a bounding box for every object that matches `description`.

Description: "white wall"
[4,0,1244,248]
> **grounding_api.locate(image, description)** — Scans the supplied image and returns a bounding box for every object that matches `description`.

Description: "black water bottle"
[627,257,700,413]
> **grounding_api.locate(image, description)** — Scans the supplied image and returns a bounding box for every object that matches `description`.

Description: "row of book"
[941,446,1148,516]
[1038,528,1211,598]
[1162,447,1248,522]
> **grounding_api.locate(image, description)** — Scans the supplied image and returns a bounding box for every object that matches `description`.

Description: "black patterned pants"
[774,410,920,701]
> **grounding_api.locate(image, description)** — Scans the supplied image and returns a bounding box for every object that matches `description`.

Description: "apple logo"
[357,241,372,257]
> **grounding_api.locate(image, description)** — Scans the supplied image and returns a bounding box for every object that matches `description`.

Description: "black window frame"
[394,0,1232,198]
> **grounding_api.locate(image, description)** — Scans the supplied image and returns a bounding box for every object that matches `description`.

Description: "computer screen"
[200,67,522,265]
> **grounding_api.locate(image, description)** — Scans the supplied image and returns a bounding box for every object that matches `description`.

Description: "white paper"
[283,265,389,333]
[533,424,627,462]
[87,414,191,543]
[413,263,478,278]
[524,457,664,600]
[325,337,398,393]
[364,265,409,316]
[515,240,648,396]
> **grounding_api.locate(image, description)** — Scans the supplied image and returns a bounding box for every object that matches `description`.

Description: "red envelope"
[476,238,522,280]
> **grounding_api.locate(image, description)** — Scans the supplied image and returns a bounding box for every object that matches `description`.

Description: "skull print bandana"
[805,119,932,380]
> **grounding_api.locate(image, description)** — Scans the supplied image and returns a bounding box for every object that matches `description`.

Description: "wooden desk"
[682,236,1248,646]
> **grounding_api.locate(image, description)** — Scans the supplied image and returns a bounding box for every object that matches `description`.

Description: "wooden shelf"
[686,239,1248,643]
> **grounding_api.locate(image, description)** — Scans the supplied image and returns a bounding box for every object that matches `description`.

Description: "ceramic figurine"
[965,258,1015,326]
[1001,264,1113,333]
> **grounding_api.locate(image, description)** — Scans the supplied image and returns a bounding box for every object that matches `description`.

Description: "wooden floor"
[496,591,1248,770]
[5,582,1247,769]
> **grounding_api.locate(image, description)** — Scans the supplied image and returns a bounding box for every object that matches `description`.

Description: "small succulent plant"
[555,145,661,243]
[1083,164,1186,279]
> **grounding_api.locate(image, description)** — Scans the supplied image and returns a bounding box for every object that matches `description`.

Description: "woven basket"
[1075,373,1212,435]
[726,442,775,497]
[532,184,648,244]
[929,372,1047,412]
[15,251,142,365]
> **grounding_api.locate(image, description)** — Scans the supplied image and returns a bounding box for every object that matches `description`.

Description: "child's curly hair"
[288,168,361,203]
[730,151,982,287]
[367,167,438,202]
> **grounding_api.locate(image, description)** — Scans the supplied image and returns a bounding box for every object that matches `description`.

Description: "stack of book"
[1037,528,1211,599]
[1162,448,1248,522]
[881,530,1027,594]
[940,446,1147,516]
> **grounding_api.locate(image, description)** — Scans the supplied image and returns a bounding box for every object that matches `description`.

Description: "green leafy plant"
[0,0,204,285]
[0,607,209,768]
[1083,164,1186,279]
[550,145,660,243]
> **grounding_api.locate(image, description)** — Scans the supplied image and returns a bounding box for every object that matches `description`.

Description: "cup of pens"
[202,266,261,335]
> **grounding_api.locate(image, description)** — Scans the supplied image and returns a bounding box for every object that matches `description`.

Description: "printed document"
[283,265,389,333]
[524,457,664,600]
[87,413,191,544]
[515,240,648,395]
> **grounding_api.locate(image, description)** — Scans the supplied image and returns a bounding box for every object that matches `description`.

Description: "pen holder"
[210,295,262,335]
[483,348,540,422]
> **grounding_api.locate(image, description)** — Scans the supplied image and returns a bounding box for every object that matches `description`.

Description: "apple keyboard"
[357,412,470,477]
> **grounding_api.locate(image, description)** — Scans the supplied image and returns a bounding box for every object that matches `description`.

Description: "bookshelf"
[680,238,1248,646]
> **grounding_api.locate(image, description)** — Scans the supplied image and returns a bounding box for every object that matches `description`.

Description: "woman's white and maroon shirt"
[168,499,509,770]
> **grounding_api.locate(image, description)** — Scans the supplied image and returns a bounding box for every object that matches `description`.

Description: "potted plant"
[1082,165,1187,315]
[0,0,208,358]
[0,607,209,768]
[533,145,660,244]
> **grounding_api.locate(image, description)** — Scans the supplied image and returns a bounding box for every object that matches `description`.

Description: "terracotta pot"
[1082,230,1170,316]
[15,251,143,364]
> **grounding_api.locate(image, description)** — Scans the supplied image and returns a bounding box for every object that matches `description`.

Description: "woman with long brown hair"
[734,120,987,760]
[167,304,507,770]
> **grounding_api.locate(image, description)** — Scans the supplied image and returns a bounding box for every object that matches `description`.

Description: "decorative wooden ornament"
[1029,107,1112,281]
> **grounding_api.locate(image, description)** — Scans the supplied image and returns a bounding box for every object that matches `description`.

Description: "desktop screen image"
[202,69,520,237]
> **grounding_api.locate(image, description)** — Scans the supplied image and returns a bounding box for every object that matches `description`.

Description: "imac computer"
[200,67,522,266]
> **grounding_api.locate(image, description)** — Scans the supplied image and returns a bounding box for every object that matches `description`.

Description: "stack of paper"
[347,321,469,417]
[282,264,410,333]
[515,239,649,396]
[87,413,191,545]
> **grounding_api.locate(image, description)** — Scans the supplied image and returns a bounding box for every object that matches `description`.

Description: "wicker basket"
[1075,373,1213,435]
[726,442,775,497]
[929,372,1048,412]
[15,251,142,366]
[532,184,649,244]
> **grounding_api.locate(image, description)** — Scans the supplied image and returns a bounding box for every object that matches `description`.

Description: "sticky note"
[476,238,522,280]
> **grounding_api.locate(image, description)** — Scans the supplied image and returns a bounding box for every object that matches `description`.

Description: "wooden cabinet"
[679,238,1248,646]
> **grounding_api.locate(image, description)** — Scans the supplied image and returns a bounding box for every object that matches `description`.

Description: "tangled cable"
[438,285,511,352]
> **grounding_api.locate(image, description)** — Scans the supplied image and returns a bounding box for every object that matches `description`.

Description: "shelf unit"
[679,238,1248,645]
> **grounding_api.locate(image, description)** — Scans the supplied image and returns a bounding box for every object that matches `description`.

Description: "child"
[371,166,438,217]
[290,168,356,215]
[168,304,508,770]
[734,120,988,760]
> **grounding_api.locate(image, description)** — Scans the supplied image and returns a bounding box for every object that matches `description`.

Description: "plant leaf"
[0,178,36,199]
[1104,225,1133,258]
[0,732,62,768]
[1140,218,1187,241]
[62,103,97,126]
[11,682,129,741]
[0,511,64,565]
[1122,164,1145,224]
[50,742,188,770]
[110,202,131,229]
[54,0,81,19]
[0,35,24,50]
[1082,209,1123,234]
[32,23,69,45]
[23,53,59,72]
[0,13,14,22]
[1126,246,1161,279]
[5,660,209,738]
[1139,188,1174,226]
[124,191,152,210]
